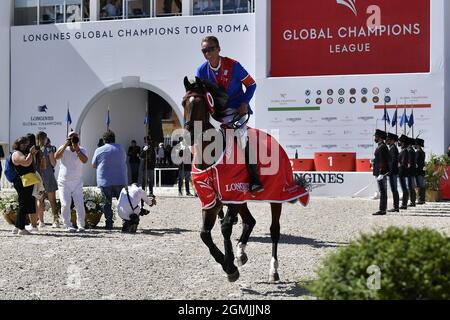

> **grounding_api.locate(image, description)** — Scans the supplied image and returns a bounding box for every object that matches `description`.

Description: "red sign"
[271,0,430,77]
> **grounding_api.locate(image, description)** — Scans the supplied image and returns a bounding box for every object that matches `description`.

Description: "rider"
[195,36,263,193]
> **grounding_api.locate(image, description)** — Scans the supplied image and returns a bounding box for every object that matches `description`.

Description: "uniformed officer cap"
[415,138,424,147]
[399,134,409,143]
[387,133,398,141]
[408,137,417,146]
[374,129,387,139]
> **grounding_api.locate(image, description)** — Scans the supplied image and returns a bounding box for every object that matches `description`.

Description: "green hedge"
[307,227,450,300]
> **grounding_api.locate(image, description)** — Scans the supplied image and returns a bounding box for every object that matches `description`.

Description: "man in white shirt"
[118,183,156,233]
[54,131,88,232]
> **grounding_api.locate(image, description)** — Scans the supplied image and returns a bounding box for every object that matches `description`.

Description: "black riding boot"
[245,138,264,193]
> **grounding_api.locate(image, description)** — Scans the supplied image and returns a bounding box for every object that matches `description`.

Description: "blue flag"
[144,112,149,125]
[399,109,408,127]
[106,109,111,127]
[408,109,414,128]
[391,109,398,127]
[65,109,72,125]
[382,108,390,123]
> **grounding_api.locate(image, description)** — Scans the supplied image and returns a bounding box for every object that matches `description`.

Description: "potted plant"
[0,194,19,224]
[0,193,30,225]
[424,154,447,202]
[68,188,116,229]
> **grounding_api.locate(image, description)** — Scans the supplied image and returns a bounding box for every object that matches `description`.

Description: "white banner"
[294,171,378,198]
[10,14,255,149]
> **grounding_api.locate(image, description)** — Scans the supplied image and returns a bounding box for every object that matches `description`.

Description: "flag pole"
[384,97,387,135]
[404,99,407,135]
[395,99,398,136]
[66,102,69,137]
[143,101,149,195]
[107,106,110,131]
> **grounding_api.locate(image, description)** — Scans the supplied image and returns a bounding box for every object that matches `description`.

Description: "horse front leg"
[269,203,282,282]
[235,204,256,267]
[221,204,240,282]
[200,205,225,269]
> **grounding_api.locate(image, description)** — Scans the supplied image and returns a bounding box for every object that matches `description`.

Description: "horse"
[182,76,309,283]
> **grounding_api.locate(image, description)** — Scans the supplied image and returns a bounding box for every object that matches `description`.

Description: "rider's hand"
[238,102,248,116]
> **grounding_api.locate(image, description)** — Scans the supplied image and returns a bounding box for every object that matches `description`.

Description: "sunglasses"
[201,46,216,54]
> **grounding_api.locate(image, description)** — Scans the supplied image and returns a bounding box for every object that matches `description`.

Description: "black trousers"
[415,175,426,203]
[407,176,417,204]
[122,214,140,233]
[13,180,36,230]
[399,176,409,207]
[388,174,399,209]
[377,177,388,212]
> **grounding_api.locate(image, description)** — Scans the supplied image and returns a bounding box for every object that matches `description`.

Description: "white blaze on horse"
[182,76,309,282]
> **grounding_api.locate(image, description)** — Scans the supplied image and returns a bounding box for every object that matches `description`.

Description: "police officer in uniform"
[373,129,391,216]
[407,137,417,207]
[386,133,399,212]
[398,135,410,210]
[414,138,426,205]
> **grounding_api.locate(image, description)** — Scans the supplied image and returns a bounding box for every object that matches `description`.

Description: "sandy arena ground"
[0,194,449,300]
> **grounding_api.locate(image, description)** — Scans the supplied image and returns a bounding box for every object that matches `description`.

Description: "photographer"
[117,183,156,233]
[35,131,60,228]
[55,131,88,232]
[11,136,38,235]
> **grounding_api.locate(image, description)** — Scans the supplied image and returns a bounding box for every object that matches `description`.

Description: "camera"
[67,136,79,146]
[71,136,79,144]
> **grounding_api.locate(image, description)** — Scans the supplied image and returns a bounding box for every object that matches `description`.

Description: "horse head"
[182,76,214,143]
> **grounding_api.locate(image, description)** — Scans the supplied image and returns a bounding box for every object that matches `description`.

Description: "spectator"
[35,131,60,228]
[163,0,182,14]
[175,138,193,196]
[10,136,38,235]
[54,131,88,232]
[117,183,156,233]
[156,143,165,164]
[164,143,173,166]
[141,136,156,197]
[92,130,127,230]
[0,144,4,187]
[103,0,117,17]
[97,138,105,148]
[26,133,39,231]
[128,140,141,184]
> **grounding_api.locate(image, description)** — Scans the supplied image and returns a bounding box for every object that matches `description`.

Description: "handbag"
[21,172,41,187]
[32,171,45,199]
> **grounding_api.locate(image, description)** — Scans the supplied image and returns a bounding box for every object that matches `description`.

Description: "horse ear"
[183,76,191,91]
[195,76,203,88]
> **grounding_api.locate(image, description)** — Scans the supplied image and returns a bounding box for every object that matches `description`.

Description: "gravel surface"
[0,194,449,300]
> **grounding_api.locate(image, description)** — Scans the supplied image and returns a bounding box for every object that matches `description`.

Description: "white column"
[90,0,99,21]
[0,0,12,145]
[182,0,191,16]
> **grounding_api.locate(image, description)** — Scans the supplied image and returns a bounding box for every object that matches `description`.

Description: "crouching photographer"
[117,183,157,233]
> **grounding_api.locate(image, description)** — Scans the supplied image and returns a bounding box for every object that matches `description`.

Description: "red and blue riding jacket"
[196,57,256,113]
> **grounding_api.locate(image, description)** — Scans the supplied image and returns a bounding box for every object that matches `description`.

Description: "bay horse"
[182,76,308,283]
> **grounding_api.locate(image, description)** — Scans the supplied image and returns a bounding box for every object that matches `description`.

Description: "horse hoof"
[227,269,240,282]
[269,273,280,283]
[235,252,248,267]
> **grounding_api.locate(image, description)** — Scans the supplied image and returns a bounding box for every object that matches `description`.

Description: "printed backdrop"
[271,0,430,77]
